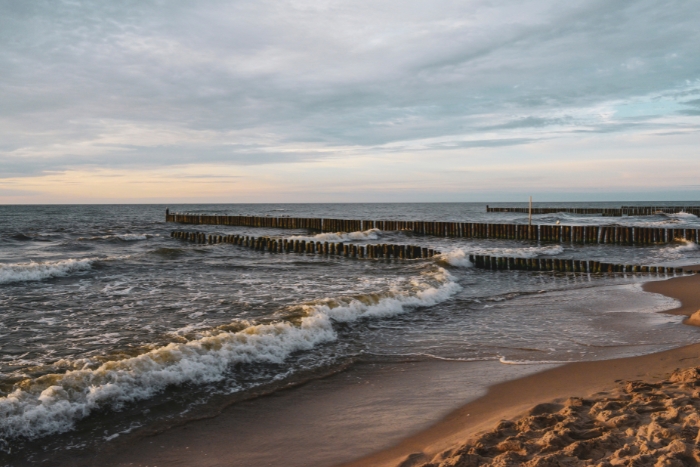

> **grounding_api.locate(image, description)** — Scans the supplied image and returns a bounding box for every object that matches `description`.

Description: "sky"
[1,0,699,203]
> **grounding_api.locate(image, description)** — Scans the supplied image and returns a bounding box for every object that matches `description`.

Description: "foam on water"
[0,266,459,443]
[671,240,699,252]
[651,240,700,263]
[289,229,382,242]
[665,212,698,219]
[499,357,567,365]
[438,245,564,268]
[438,249,474,267]
[0,258,95,284]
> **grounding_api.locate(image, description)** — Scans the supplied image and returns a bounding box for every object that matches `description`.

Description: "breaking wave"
[651,240,700,263]
[664,212,698,219]
[289,228,382,242]
[0,258,95,284]
[0,267,459,442]
[438,245,564,267]
[672,240,699,252]
[438,249,474,267]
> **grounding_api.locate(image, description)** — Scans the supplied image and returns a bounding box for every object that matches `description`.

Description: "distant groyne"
[166,213,700,245]
[468,254,690,274]
[485,205,700,217]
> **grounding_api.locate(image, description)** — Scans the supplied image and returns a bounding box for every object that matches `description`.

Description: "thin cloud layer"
[1,0,699,201]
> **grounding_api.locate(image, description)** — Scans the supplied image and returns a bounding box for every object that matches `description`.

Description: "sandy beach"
[5,1,700,464]
[57,271,700,467]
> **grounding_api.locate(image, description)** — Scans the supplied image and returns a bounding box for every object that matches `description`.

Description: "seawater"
[2,203,700,464]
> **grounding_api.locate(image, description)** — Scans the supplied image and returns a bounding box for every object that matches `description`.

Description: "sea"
[2,203,700,465]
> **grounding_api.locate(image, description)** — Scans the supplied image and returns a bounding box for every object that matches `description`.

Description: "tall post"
[528,196,532,226]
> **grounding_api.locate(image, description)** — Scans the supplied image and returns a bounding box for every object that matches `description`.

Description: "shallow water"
[1,203,700,463]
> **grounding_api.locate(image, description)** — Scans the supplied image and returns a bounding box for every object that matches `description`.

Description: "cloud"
[0,0,699,200]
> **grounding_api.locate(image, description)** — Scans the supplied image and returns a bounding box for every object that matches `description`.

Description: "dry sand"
[342,272,700,467]
[413,368,700,466]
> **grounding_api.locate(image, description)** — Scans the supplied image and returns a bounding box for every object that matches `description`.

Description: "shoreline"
[36,271,700,467]
[339,270,700,467]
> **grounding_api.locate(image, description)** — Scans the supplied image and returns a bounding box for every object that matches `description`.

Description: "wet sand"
[342,271,700,467]
[70,272,700,467]
[75,360,556,467]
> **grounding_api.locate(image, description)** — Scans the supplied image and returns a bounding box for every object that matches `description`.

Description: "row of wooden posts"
[486,205,700,217]
[170,231,439,259]
[166,213,699,245]
[620,206,700,216]
[169,230,693,275]
[470,254,688,274]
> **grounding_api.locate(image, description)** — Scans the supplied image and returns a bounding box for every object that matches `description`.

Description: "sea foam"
[289,228,382,242]
[0,258,95,284]
[665,211,698,219]
[671,240,699,252]
[438,249,474,267]
[438,245,563,268]
[654,240,699,262]
[0,266,459,442]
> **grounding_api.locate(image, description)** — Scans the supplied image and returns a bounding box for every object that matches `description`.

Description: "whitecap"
[668,211,698,218]
[0,258,95,284]
[437,245,563,268]
[0,267,459,442]
[437,249,473,267]
[671,240,699,252]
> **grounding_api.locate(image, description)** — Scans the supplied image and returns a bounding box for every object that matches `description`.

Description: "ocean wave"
[663,212,698,219]
[437,245,563,267]
[631,219,683,227]
[0,267,459,442]
[629,213,700,226]
[289,228,382,242]
[672,240,699,251]
[651,240,700,262]
[437,249,473,267]
[0,255,131,285]
[0,258,95,284]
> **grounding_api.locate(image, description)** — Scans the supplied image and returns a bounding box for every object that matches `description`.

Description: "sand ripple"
[415,367,700,467]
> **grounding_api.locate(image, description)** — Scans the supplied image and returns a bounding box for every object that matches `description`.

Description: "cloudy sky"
[1,0,699,203]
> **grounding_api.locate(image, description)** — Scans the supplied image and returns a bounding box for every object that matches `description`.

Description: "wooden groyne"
[166,213,700,245]
[170,231,439,259]
[469,254,689,274]
[486,205,700,217]
[170,230,694,274]
[487,206,622,216]
[620,206,700,216]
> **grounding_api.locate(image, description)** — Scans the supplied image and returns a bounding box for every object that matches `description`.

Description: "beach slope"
[341,273,700,467]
